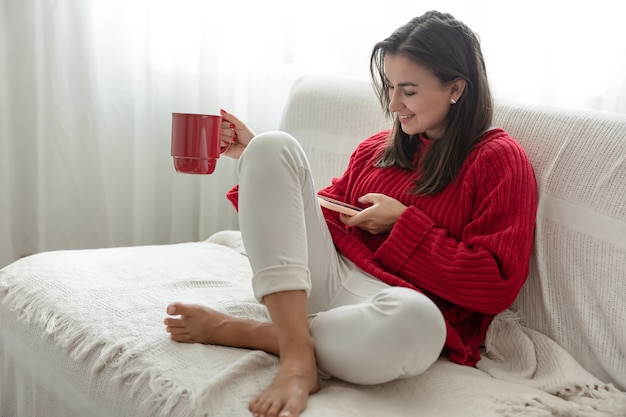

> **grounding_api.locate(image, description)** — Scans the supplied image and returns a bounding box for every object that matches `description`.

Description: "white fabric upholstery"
[2,238,625,417]
[495,101,626,390]
[279,75,390,189]
[281,75,626,391]
[1,75,625,416]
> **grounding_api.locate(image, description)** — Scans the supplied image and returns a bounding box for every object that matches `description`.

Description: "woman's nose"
[388,90,402,113]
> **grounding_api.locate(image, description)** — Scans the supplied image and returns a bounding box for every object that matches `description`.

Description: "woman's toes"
[249,397,265,416]
[166,302,180,315]
[164,317,186,327]
[169,331,192,342]
[279,397,301,417]
[265,401,283,417]
[166,326,186,335]
[255,399,274,417]
[167,302,195,315]
[168,302,200,316]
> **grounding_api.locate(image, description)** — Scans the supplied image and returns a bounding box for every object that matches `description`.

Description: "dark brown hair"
[370,11,493,195]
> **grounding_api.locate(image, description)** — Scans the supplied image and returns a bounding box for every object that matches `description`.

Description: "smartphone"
[317,195,362,216]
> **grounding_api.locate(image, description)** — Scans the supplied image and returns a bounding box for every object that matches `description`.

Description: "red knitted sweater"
[228,128,538,366]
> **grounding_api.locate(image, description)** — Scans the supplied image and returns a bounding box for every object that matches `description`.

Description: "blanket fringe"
[109,364,192,416]
[556,384,626,416]
[2,282,188,416]
[480,309,626,417]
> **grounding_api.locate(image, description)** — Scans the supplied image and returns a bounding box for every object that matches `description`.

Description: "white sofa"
[1,75,625,417]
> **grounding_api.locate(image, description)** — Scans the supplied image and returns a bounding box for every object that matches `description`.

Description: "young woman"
[164,10,537,417]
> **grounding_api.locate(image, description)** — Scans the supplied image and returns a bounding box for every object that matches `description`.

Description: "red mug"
[171,113,226,174]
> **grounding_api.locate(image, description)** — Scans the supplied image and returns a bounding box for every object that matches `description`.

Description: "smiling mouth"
[398,114,414,122]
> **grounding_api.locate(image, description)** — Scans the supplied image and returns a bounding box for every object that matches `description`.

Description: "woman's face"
[384,54,458,140]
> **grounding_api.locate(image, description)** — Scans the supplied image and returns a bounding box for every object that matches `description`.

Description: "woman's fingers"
[220,108,255,145]
[340,194,407,235]
[220,108,244,126]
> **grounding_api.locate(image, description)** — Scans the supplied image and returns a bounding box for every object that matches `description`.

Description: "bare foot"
[248,357,320,417]
[165,301,321,417]
[164,302,236,345]
[164,302,280,354]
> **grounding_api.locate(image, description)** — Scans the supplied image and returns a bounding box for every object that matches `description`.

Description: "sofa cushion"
[280,75,626,389]
[496,101,626,390]
[279,75,389,189]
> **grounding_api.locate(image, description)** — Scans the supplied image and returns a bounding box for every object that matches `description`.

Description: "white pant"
[237,131,446,385]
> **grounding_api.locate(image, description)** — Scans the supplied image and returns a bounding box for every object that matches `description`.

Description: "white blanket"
[1,233,625,417]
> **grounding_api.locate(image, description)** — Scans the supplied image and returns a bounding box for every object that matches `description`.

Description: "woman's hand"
[220,109,255,159]
[339,193,407,235]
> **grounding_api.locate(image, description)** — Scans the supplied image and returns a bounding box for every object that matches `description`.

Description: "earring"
[450,98,457,105]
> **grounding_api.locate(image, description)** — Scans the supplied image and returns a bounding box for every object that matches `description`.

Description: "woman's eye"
[404,91,416,97]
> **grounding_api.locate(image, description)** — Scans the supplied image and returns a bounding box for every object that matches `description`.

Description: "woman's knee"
[239,131,308,180]
[310,287,446,384]
[373,287,446,341]
[374,287,446,369]
[243,131,301,159]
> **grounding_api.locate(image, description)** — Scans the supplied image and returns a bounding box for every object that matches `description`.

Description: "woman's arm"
[374,139,538,314]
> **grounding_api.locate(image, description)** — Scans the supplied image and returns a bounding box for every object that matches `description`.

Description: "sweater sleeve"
[226,184,240,211]
[374,138,538,314]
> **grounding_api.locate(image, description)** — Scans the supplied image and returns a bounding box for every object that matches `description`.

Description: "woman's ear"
[450,77,467,102]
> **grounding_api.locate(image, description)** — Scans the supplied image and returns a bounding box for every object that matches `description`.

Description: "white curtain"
[1,0,625,268]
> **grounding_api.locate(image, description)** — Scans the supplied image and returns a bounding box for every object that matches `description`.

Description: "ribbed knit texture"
[228,128,538,366]
[316,128,537,365]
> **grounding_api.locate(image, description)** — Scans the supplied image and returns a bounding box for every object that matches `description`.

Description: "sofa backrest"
[280,75,390,189]
[494,99,626,390]
[279,75,626,390]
